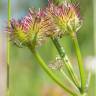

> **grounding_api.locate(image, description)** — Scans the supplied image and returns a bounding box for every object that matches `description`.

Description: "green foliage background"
[0,0,95,96]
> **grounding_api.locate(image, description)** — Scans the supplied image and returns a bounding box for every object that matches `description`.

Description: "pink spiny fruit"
[7,8,56,47]
[46,0,82,36]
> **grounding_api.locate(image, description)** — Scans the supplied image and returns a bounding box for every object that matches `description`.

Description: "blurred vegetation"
[0,0,95,96]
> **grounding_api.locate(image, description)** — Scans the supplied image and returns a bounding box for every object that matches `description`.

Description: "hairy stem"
[70,32,86,93]
[51,38,80,89]
[28,47,78,96]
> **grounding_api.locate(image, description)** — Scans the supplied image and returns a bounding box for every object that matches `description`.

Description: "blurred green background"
[0,0,95,96]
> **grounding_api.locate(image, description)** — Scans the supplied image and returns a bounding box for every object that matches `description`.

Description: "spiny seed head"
[46,0,82,36]
[7,8,56,48]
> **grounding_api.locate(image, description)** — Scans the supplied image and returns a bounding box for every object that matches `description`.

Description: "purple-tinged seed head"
[46,0,83,36]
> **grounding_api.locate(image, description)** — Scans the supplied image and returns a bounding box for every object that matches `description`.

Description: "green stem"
[93,0,96,55]
[7,0,11,91]
[51,38,80,89]
[70,32,86,93]
[60,69,80,92]
[85,72,91,91]
[93,1,96,95]
[8,0,11,26]
[29,47,78,96]
[7,0,11,95]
